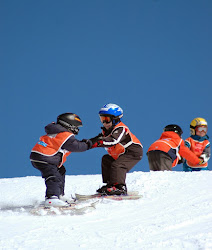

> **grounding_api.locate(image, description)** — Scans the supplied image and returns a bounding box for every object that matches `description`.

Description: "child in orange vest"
[89,104,143,196]
[30,113,92,207]
[183,118,210,171]
[147,124,204,171]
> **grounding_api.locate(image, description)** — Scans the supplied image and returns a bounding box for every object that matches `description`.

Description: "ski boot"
[44,196,70,207]
[96,184,111,194]
[105,184,127,196]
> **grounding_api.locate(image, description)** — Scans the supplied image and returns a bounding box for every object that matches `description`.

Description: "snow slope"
[0,171,212,250]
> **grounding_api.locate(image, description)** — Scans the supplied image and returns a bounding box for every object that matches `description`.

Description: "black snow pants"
[147,151,173,171]
[101,152,142,185]
[31,161,66,198]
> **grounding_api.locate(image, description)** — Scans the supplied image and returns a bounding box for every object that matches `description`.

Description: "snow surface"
[1,171,212,250]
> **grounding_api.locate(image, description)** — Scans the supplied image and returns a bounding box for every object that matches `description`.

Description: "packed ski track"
[0,171,212,250]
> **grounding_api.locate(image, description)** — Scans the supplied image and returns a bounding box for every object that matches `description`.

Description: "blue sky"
[1,0,211,178]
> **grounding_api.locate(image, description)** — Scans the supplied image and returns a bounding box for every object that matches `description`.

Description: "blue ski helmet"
[99,103,123,125]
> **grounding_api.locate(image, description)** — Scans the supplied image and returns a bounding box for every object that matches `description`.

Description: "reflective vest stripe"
[104,122,142,160]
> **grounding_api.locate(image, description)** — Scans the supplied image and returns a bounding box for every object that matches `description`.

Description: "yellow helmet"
[190,117,208,135]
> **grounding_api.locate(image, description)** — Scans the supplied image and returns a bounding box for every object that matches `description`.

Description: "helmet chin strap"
[58,121,79,135]
[68,126,79,135]
[112,117,121,125]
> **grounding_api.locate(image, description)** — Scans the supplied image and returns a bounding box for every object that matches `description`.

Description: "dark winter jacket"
[93,122,143,160]
[30,123,91,167]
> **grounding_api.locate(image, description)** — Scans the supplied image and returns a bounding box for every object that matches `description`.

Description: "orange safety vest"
[31,132,73,167]
[103,122,142,160]
[185,137,209,168]
[148,132,182,167]
[147,131,200,167]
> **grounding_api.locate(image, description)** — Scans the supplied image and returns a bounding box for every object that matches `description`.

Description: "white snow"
[1,171,212,250]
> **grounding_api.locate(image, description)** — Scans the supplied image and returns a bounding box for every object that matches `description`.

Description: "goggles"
[196,126,207,132]
[100,116,112,124]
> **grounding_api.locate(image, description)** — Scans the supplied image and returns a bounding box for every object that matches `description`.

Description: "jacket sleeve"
[179,141,200,165]
[101,127,126,148]
[62,136,89,152]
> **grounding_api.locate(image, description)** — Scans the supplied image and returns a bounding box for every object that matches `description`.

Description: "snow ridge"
[0,171,212,250]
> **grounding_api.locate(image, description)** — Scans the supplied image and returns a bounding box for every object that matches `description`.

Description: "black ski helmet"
[163,124,183,137]
[57,113,82,135]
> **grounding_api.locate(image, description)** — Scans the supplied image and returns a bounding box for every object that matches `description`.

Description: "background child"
[147,124,204,171]
[183,118,210,171]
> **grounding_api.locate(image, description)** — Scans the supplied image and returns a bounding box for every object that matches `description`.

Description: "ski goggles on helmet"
[99,115,112,124]
[196,126,207,132]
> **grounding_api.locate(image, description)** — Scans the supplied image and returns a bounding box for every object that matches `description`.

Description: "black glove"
[81,139,93,149]
[58,165,66,175]
[89,133,103,144]
[178,158,184,164]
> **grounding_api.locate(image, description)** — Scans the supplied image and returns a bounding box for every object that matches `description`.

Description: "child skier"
[147,124,205,171]
[89,103,143,196]
[183,118,210,171]
[30,113,92,207]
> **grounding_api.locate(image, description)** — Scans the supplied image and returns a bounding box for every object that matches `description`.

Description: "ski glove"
[58,165,66,175]
[89,133,103,145]
[199,153,210,164]
[81,139,93,150]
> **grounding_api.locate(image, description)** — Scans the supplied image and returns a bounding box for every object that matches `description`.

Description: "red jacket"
[148,131,200,167]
